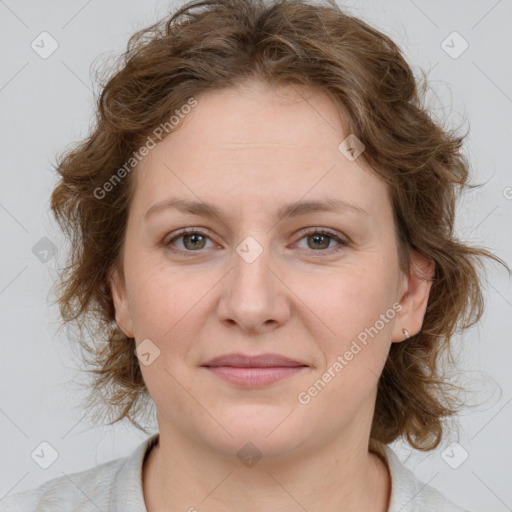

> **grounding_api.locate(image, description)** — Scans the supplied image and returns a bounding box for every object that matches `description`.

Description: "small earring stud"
[402,328,410,340]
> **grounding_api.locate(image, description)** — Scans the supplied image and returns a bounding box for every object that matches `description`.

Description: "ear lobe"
[108,265,134,338]
[392,251,435,343]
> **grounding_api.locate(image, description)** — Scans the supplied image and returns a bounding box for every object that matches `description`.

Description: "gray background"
[1,0,511,510]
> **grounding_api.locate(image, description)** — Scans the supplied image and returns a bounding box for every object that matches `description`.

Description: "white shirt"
[0,433,470,511]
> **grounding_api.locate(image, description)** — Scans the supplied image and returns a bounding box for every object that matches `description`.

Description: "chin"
[202,406,308,456]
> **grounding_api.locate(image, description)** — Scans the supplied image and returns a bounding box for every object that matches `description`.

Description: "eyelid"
[292,227,349,255]
[294,226,349,244]
[164,227,217,250]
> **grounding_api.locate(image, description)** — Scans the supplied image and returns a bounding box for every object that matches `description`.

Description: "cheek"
[310,263,398,367]
[124,254,199,340]
[124,257,223,374]
[296,270,397,422]
[127,266,204,395]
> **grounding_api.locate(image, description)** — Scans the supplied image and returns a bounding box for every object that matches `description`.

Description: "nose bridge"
[218,232,289,332]
[234,234,272,290]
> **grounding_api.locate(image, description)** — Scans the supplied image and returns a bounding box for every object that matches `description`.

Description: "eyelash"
[164,227,349,257]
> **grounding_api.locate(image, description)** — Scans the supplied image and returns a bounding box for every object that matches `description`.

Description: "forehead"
[130,82,391,222]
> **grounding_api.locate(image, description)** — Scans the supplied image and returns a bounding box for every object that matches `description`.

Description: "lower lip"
[203,366,307,387]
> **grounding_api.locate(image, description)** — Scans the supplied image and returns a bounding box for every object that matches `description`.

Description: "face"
[111,80,433,458]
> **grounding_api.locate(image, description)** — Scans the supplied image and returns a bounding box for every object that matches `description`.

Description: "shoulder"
[379,444,471,512]
[0,433,158,512]
[0,457,125,512]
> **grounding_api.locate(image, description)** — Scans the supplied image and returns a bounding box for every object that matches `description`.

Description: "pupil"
[186,234,204,249]
[311,234,328,249]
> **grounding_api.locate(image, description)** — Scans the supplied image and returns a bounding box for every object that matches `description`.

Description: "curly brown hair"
[50,0,509,450]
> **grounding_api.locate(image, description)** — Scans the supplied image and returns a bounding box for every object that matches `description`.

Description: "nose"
[217,238,291,335]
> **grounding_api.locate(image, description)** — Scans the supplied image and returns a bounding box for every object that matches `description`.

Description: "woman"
[1,0,507,510]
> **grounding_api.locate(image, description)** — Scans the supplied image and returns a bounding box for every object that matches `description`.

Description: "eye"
[295,229,348,254]
[164,227,348,257]
[165,228,215,255]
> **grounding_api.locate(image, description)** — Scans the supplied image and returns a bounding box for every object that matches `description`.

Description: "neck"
[142,425,391,511]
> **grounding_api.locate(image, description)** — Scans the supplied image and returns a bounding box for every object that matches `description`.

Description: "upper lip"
[201,353,308,368]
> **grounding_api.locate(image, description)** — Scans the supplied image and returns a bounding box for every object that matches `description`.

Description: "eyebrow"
[145,196,369,222]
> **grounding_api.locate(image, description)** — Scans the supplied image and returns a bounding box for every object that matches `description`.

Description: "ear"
[108,265,134,338]
[392,250,435,343]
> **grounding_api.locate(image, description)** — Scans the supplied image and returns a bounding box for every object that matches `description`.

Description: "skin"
[110,79,434,511]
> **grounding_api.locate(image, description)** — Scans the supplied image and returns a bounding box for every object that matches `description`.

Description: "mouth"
[200,353,309,388]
